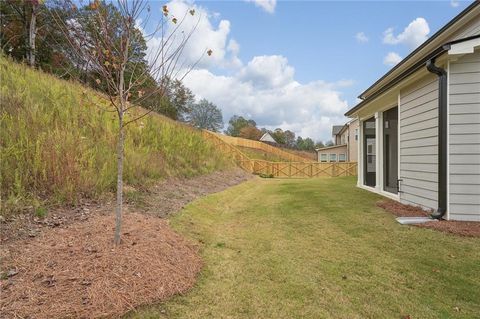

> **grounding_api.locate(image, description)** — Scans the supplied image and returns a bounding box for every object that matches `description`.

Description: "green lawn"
[128,177,480,319]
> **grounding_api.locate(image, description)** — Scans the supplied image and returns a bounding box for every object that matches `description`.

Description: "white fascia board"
[448,37,480,55]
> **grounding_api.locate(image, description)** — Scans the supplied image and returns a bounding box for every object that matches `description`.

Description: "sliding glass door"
[363,117,376,187]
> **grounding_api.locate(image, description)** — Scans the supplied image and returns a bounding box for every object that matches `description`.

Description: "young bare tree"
[52,0,207,245]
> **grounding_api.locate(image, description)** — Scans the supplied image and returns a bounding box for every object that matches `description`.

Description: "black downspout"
[426,58,447,219]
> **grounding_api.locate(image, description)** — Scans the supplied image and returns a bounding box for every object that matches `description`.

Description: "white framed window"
[355,128,359,141]
[339,153,346,162]
[320,154,328,162]
[329,153,337,162]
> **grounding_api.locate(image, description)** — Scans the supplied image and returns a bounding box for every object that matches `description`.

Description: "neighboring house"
[259,132,277,144]
[332,125,344,145]
[316,119,359,163]
[345,2,480,221]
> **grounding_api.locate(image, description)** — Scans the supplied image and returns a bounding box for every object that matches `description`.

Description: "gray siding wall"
[399,74,439,210]
[449,49,480,221]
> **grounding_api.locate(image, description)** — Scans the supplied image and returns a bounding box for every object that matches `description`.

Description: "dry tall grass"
[0,56,231,215]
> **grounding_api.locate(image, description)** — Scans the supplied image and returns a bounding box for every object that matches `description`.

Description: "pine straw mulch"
[377,200,480,238]
[0,213,202,319]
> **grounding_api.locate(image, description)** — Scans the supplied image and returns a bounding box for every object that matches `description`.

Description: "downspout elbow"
[426,58,447,220]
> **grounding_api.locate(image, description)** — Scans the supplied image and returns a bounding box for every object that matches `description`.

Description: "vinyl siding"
[316,145,348,162]
[347,119,359,162]
[448,49,480,221]
[399,74,438,210]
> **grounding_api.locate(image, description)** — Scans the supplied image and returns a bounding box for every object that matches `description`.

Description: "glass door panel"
[363,117,376,187]
[383,107,399,193]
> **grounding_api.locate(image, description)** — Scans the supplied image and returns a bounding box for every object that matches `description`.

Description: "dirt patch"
[0,213,202,319]
[140,168,252,218]
[0,168,252,243]
[377,200,480,237]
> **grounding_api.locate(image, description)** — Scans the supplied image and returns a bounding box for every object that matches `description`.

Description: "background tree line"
[0,0,224,132]
[225,115,333,152]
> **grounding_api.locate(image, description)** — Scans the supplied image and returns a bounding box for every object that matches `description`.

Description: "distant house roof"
[259,132,277,143]
[332,125,344,136]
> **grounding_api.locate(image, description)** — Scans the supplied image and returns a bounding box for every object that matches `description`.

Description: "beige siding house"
[316,119,359,163]
[345,2,480,221]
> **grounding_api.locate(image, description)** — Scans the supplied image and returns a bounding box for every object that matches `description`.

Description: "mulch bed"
[0,213,202,319]
[377,200,480,238]
[0,168,252,318]
[0,168,252,244]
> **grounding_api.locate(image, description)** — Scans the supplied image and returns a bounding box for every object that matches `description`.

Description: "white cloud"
[450,0,459,8]
[183,57,351,141]
[144,0,350,142]
[245,0,276,14]
[238,55,295,89]
[145,0,241,71]
[383,52,402,66]
[383,17,430,49]
[355,32,369,43]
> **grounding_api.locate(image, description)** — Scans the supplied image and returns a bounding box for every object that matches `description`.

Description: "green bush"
[0,56,232,216]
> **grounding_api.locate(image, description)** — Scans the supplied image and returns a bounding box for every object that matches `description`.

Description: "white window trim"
[446,60,450,220]
[357,117,363,187]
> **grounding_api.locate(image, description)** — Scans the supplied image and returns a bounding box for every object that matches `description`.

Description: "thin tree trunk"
[23,2,29,62]
[114,28,130,245]
[28,7,37,67]
[114,115,124,245]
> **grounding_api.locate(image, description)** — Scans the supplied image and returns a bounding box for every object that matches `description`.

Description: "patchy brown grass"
[377,199,480,238]
[130,177,480,319]
[0,213,202,319]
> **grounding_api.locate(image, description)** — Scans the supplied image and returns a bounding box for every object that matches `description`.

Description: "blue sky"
[144,0,473,142]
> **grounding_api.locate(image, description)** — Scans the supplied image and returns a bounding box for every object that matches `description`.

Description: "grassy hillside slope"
[237,146,286,162]
[0,56,232,215]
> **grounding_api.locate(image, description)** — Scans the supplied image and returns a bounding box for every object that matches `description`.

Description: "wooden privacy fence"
[202,130,357,177]
[212,133,310,162]
[202,131,254,172]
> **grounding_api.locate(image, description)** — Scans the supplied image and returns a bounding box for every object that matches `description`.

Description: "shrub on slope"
[0,56,231,215]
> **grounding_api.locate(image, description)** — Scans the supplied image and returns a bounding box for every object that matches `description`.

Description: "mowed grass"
[129,177,480,319]
[0,56,231,215]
